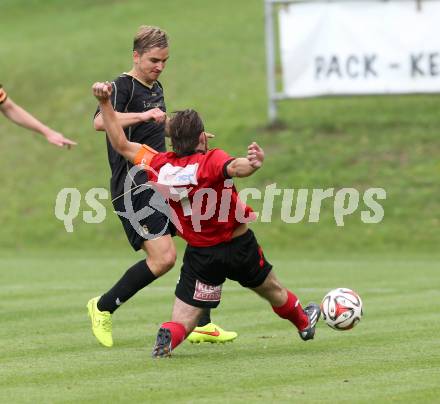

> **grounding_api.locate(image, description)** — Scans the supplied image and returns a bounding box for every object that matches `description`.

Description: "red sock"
[272,290,309,331]
[161,321,187,350]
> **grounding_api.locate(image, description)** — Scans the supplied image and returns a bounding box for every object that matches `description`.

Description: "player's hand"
[141,108,167,124]
[44,129,77,149]
[247,142,264,168]
[205,132,215,139]
[92,82,112,102]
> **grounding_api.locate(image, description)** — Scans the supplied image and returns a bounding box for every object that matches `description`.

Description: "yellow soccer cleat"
[187,323,238,344]
[87,296,113,347]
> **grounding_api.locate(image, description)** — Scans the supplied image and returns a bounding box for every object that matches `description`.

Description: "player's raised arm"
[0,87,77,148]
[226,142,264,178]
[92,82,146,163]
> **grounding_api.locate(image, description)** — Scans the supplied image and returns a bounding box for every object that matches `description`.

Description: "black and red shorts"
[175,229,272,308]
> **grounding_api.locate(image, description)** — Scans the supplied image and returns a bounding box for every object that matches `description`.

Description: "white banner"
[279,1,440,97]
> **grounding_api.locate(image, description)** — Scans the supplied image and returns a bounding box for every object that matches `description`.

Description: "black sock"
[197,308,212,327]
[97,260,157,313]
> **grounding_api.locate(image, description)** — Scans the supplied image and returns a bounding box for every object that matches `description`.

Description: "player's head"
[132,26,169,84]
[169,109,207,156]
[133,25,168,54]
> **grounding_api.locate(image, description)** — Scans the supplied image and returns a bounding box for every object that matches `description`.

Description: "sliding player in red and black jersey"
[92,81,321,358]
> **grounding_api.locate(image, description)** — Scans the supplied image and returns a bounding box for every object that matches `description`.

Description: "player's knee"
[149,249,176,274]
[162,249,177,269]
[143,237,177,274]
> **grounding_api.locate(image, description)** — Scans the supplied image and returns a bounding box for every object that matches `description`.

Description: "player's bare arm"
[0,95,77,148]
[94,107,166,131]
[92,82,148,163]
[227,142,264,178]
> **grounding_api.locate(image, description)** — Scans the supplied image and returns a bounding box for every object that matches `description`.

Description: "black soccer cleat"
[151,327,172,358]
[298,302,321,341]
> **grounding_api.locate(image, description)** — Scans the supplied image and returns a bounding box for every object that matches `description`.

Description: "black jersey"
[95,73,167,199]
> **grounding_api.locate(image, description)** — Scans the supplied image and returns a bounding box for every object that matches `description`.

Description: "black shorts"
[175,229,272,308]
[112,185,175,251]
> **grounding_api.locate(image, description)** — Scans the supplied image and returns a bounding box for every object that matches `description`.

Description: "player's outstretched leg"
[272,290,321,341]
[252,271,321,341]
[187,309,238,344]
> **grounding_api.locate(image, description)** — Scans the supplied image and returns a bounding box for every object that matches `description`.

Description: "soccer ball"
[321,288,363,330]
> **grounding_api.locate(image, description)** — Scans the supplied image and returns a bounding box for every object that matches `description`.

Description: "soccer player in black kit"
[87,26,236,347]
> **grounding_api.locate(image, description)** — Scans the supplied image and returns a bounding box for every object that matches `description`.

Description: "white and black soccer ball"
[321,288,363,331]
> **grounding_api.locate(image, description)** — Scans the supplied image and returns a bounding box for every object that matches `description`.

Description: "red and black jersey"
[0,84,8,104]
[94,74,167,199]
[134,146,255,247]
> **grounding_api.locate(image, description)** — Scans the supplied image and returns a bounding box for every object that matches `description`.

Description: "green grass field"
[1,0,440,402]
[1,253,439,403]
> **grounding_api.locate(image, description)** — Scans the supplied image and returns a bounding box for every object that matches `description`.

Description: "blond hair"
[133,25,169,54]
